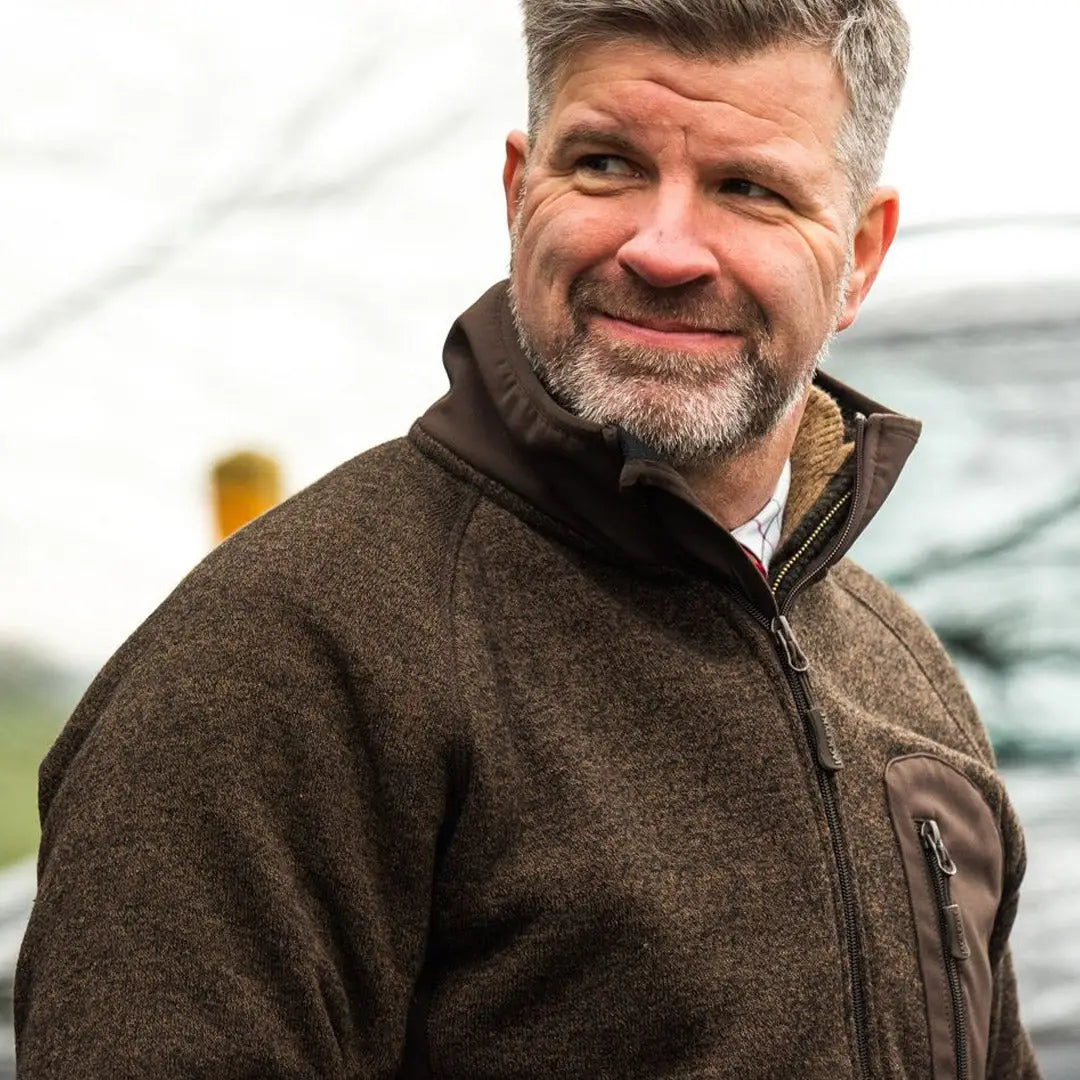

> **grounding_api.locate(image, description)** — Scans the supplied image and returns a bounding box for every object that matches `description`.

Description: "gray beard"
[509,274,826,469]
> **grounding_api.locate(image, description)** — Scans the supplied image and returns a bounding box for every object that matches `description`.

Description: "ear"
[503,129,530,232]
[834,186,900,332]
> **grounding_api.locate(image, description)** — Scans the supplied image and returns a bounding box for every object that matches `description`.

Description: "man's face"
[504,38,897,466]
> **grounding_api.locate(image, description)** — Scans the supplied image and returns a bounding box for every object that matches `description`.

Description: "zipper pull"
[806,705,843,773]
[942,904,972,960]
[920,819,957,876]
[771,616,843,772]
[772,616,810,672]
[920,819,971,960]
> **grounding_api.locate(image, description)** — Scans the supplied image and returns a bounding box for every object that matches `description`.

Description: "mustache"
[567,276,770,338]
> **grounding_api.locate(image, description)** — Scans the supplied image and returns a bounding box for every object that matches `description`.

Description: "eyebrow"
[721,155,816,200]
[549,126,643,162]
[548,123,819,201]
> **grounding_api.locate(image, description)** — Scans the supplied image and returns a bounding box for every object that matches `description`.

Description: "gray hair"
[521,0,910,214]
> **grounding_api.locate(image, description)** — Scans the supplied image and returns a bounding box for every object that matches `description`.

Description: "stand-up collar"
[415,281,921,607]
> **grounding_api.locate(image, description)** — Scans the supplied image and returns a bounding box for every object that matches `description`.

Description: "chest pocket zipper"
[885,754,1004,1080]
[918,818,971,1080]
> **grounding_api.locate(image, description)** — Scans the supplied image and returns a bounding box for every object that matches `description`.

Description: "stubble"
[509,269,826,470]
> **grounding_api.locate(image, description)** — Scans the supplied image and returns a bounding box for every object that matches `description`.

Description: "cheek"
[723,224,842,333]
[519,196,630,289]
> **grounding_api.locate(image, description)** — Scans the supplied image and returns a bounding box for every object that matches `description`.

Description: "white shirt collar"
[730,460,791,571]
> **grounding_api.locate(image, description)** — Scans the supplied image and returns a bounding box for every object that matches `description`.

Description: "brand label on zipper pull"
[807,705,843,772]
[943,903,971,960]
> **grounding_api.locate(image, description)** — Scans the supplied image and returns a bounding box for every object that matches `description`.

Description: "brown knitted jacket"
[15,284,1040,1079]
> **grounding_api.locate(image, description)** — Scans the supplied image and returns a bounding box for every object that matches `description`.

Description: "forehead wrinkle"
[564,72,831,152]
[552,41,845,158]
[635,74,839,163]
[547,53,846,214]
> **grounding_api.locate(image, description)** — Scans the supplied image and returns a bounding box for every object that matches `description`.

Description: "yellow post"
[211,451,283,542]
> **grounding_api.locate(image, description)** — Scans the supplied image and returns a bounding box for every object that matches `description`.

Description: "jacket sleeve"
[986,785,1043,1080]
[987,946,1043,1079]
[14,579,452,1078]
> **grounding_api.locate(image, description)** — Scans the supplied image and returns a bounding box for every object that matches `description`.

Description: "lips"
[569,273,769,344]
[600,311,724,334]
[593,311,739,343]
[587,312,745,358]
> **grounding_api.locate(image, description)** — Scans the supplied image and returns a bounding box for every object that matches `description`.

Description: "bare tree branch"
[888,484,1080,590]
[0,52,466,361]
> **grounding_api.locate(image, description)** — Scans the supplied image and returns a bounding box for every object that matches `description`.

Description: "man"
[15,1,1041,1077]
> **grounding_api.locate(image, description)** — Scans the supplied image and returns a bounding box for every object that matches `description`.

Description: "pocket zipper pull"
[920,818,958,876]
[919,819,970,961]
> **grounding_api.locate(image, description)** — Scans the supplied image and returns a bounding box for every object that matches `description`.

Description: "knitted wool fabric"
[782,385,855,545]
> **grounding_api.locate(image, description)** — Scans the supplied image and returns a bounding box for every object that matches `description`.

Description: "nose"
[616,185,720,288]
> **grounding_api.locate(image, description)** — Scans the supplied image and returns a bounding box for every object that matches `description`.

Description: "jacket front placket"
[419,286,925,1080]
[621,416,875,1080]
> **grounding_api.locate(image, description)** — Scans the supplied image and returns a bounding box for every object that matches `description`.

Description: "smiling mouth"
[592,311,740,349]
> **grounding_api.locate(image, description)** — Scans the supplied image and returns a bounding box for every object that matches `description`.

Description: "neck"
[679,394,809,530]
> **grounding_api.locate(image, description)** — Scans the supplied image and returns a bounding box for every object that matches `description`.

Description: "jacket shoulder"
[41,438,479,810]
[165,436,475,637]
[827,558,995,767]
[213,436,477,593]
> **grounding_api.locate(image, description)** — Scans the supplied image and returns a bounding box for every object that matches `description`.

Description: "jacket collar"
[416,281,921,610]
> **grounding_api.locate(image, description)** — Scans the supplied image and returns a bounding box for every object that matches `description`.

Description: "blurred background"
[1,0,1078,1074]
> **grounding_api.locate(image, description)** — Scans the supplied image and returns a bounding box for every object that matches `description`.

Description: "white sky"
[1,0,1078,672]
[885,0,1080,223]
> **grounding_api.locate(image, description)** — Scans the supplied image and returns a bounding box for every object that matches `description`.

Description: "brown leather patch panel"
[885,754,1005,1080]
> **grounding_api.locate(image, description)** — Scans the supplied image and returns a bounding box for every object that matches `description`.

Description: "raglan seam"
[834,574,988,762]
[410,422,625,563]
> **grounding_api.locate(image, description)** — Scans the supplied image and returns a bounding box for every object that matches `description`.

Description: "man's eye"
[578,155,638,178]
[720,178,779,201]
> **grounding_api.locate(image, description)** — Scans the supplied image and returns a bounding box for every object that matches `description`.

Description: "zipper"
[772,617,842,772]
[771,415,866,611]
[721,419,873,1075]
[919,819,971,1080]
[770,492,851,597]
[769,613,870,1080]
[726,598,871,1080]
